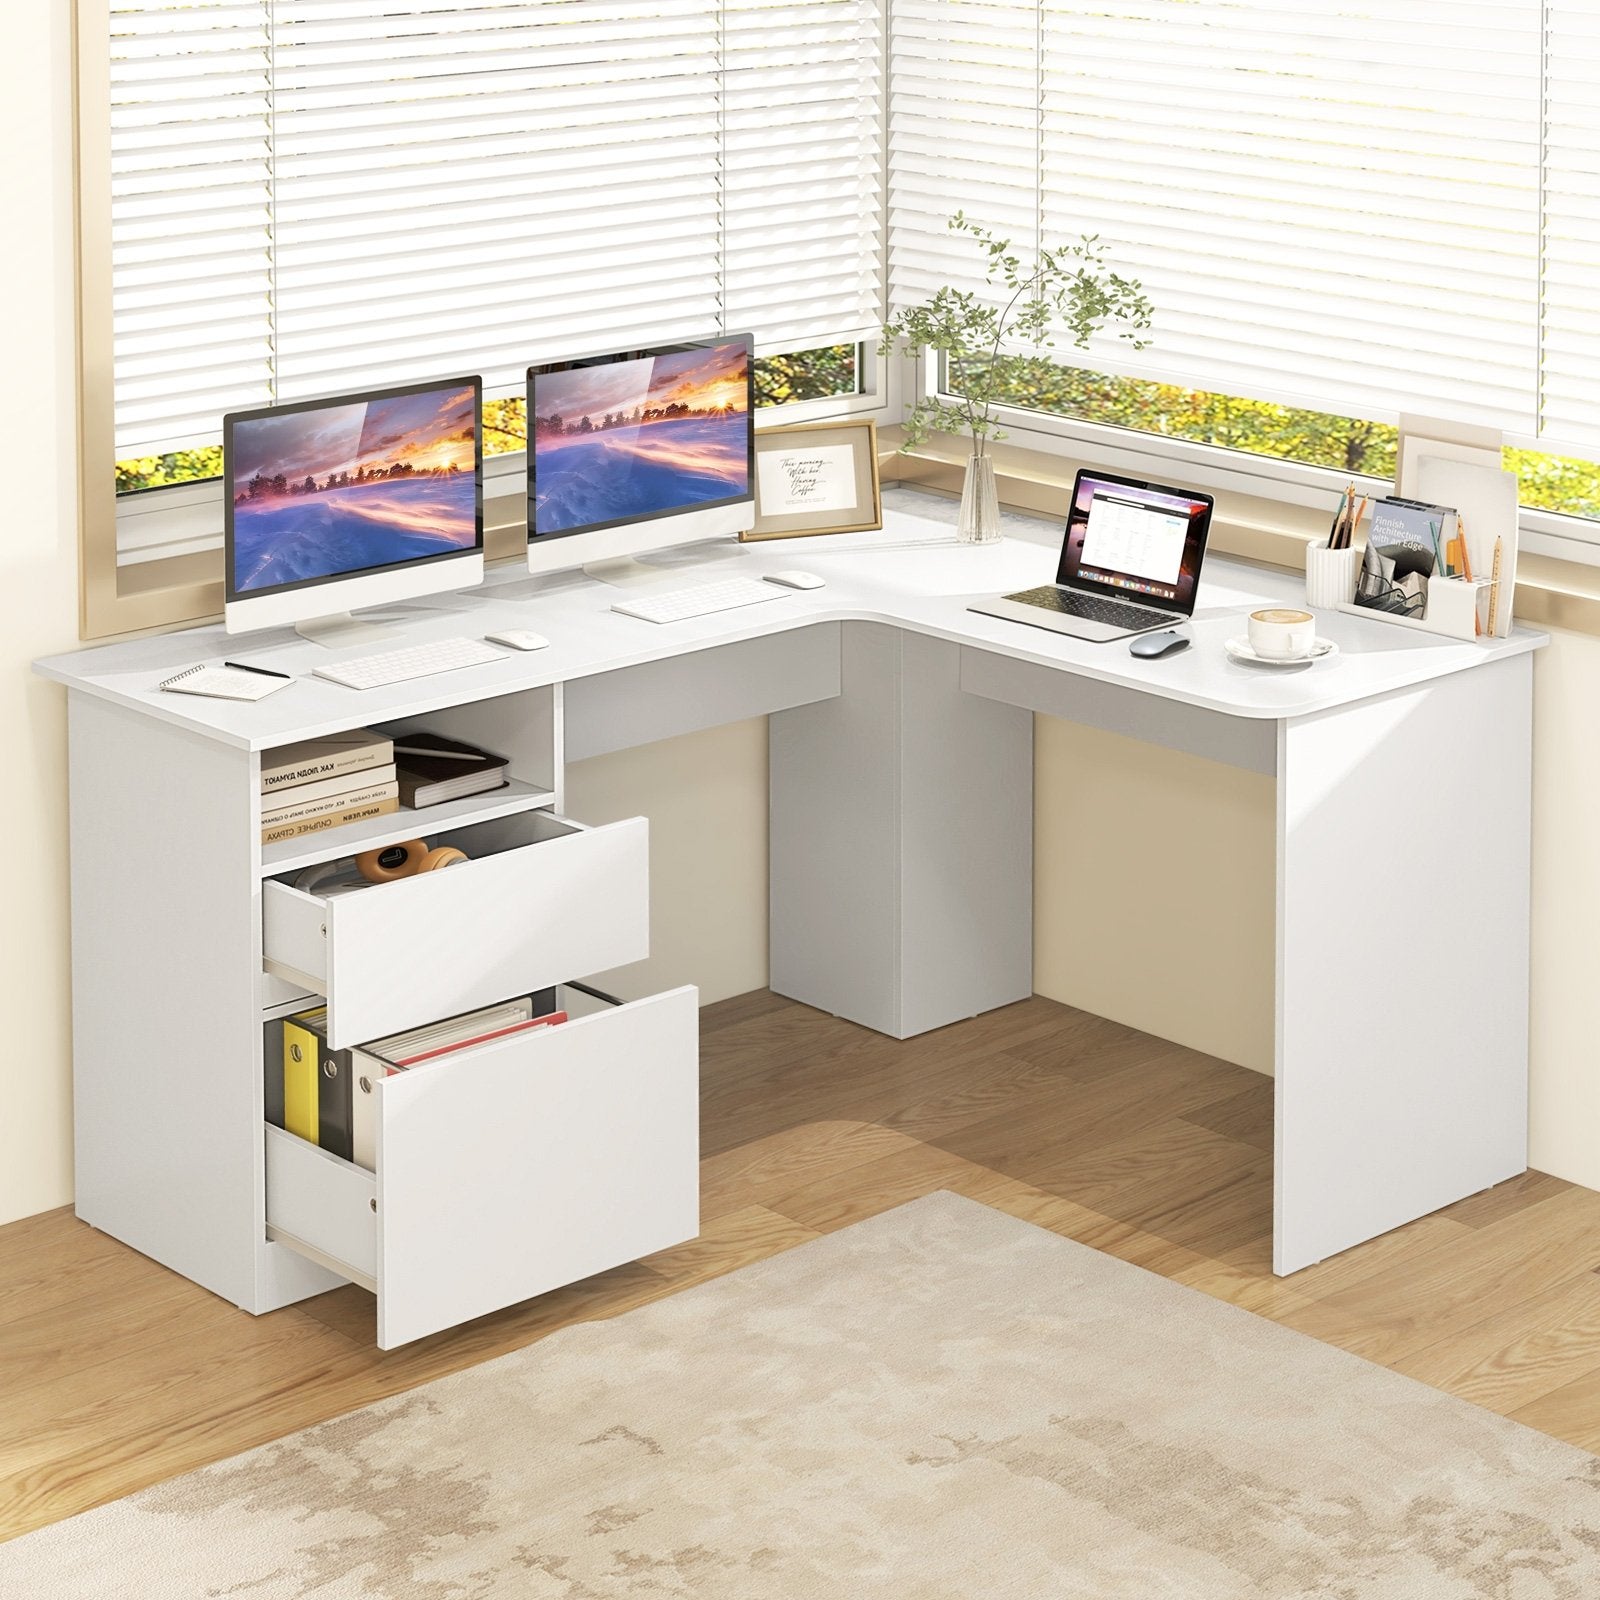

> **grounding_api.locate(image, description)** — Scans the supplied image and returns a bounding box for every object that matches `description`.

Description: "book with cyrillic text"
[261,730,392,793]
[260,794,399,845]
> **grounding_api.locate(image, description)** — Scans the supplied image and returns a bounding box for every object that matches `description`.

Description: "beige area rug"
[6,1193,1600,1597]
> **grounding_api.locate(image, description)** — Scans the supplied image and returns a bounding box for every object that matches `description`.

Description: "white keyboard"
[611,577,787,625]
[313,636,507,691]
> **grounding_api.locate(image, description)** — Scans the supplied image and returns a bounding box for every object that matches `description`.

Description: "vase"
[958,453,1001,544]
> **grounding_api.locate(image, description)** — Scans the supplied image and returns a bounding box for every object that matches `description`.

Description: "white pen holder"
[1422,575,1492,639]
[1305,540,1358,609]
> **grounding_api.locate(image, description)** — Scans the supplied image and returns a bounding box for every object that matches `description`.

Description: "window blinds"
[111,2,276,457]
[1542,4,1600,455]
[892,0,1600,457]
[109,0,884,458]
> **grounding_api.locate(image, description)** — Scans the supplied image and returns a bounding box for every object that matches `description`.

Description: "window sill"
[879,429,1600,639]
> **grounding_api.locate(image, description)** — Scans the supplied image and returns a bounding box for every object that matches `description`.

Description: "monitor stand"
[294,612,404,648]
[580,556,666,588]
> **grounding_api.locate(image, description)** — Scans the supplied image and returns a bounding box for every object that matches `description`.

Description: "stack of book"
[261,730,399,844]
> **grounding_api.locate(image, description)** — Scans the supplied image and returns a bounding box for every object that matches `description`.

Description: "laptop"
[970,469,1215,642]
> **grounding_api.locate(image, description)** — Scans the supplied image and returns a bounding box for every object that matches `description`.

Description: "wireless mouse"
[485,630,550,651]
[1129,630,1189,659]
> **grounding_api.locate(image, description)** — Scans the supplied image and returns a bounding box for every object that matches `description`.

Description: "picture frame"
[741,418,882,541]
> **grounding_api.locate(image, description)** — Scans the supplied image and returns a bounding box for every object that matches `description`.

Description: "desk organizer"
[1338,573,1497,642]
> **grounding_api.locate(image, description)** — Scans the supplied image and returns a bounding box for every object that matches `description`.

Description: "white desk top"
[36,490,1545,751]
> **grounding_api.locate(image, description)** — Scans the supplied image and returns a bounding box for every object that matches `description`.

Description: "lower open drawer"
[265,983,699,1348]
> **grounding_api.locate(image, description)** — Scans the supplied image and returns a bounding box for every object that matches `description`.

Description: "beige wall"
[564,717,770,1008]
[1,0,84,1226]
[1032,717,1277,1075]
[1528,630,1600,1188]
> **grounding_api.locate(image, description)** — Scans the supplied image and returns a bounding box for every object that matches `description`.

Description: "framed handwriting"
[742,419,882,541]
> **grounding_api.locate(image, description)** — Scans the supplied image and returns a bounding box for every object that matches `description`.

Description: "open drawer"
[262,811,648,1048]
[265,984,699,1348]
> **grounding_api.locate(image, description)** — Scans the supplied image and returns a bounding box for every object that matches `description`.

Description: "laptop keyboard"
[1006,586,1172,632]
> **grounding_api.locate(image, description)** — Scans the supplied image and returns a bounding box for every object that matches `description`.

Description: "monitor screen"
[225,378,483,601]
[528,336,753,541]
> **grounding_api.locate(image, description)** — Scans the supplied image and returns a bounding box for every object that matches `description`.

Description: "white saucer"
[1224,636,1339,668]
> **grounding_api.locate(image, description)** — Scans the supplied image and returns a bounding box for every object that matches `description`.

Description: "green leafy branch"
[879,213,1153,457]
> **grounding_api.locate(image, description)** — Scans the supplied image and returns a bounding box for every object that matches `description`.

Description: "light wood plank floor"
[4,991,1598,1544]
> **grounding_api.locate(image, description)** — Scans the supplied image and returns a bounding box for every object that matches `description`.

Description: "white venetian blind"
[724,0,884,346]
[1541,3,1600,456]
[111,1,276,456]
[890,0,1572,443]
[889,0,1039,307]
[110,0,883,459]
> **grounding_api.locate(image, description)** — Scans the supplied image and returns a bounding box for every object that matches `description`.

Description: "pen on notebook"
[223,660,292,679]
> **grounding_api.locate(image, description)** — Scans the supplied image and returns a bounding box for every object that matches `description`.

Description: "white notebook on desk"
[159,663,291,701]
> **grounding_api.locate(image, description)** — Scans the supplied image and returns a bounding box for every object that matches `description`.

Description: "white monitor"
[223,377,484,644]
[525,334,754,580]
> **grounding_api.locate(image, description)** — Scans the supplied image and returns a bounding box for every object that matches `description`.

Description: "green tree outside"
[114,343,1600,525]
[114,346,863,494]
[957,353,1600,522]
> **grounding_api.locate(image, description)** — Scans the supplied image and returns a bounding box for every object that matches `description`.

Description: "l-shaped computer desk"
[36,493,1542,1346]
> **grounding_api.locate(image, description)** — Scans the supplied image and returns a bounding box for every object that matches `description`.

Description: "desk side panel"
[1274,654,1532,1273]
[67,694,334,1309]
[770,624,1033,1037]
[899,631,1033,1036]
[770,623,905,1032]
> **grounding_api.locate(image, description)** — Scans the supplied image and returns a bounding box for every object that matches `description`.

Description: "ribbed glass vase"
[957,453,1001,544]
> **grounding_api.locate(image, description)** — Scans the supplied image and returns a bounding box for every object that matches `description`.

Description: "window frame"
[81,0,1600,643]
[103,352,885,602]
[925,356,1600,570]
[77,0,892,640]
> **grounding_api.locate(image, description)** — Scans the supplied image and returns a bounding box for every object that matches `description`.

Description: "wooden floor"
[5,990,1600,1543]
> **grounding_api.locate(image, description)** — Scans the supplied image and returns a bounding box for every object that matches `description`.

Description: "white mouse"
[763,571,826,591]
[485,629,550,651]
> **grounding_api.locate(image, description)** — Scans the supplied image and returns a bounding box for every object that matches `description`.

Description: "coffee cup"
[1247,608,1316,660]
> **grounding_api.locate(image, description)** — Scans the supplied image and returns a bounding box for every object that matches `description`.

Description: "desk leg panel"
[770,623,1032,1038]
[66,695,338,1312]
[1274,654,1532,1274]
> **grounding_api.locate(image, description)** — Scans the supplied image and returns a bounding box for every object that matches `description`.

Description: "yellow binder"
[282,1010,326,1146]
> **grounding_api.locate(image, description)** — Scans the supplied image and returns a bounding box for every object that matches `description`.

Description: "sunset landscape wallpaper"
[530,340,751,537]
[227,382,480,594]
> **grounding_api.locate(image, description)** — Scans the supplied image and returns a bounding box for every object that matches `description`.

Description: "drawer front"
[262,813,649,1048]
[377,985,699,1348]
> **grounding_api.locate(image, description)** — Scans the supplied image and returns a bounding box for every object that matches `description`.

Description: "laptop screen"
[1056,470,1214,615]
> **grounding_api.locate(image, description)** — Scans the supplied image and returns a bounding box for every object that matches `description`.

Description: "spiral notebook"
[159,663,292,701]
